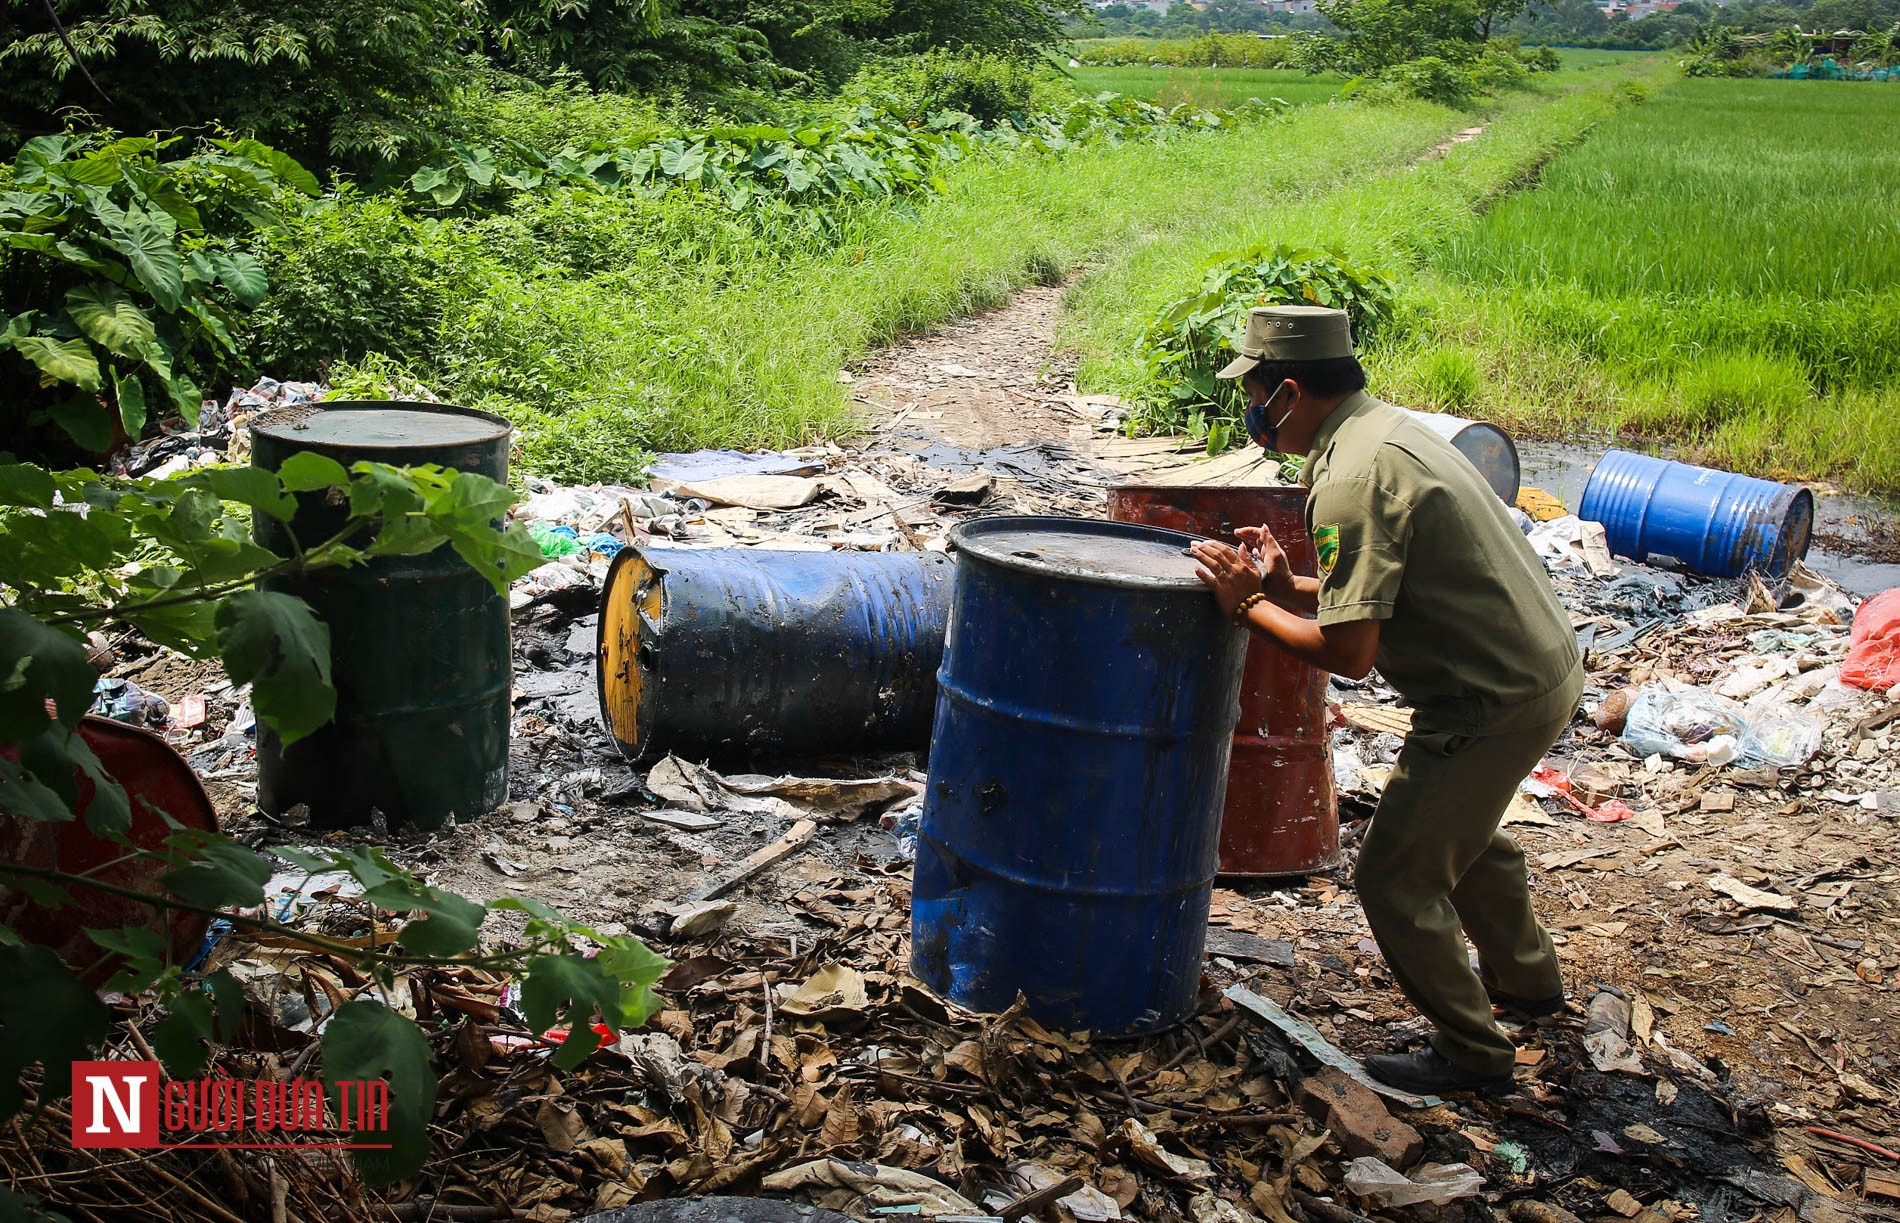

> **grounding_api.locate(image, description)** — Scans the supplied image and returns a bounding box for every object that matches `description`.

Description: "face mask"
[1243,383,1295,452]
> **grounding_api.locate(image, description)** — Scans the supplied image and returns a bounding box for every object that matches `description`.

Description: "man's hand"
[1236,525,1297,604]
[1190,540,1260,617]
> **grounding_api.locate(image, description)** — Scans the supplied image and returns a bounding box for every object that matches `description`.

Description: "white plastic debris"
[1341,1158,1484,1207]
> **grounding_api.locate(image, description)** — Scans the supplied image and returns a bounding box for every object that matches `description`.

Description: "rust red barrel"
[1107,485,1339,877]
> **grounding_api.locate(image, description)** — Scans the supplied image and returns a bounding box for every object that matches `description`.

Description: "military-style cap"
[1216,305,1355,379]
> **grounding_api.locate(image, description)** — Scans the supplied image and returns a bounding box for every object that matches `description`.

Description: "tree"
[0,0,470,170]
[1308,0,1528,72]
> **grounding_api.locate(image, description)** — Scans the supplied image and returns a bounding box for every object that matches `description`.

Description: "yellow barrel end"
[597,549,661,753]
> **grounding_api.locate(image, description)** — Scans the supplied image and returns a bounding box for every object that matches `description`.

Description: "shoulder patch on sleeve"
[1314,523,1340,576]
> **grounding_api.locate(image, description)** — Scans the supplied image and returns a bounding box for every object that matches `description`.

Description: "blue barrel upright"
[1578,450,1814,580]
[910,516,1248,1035]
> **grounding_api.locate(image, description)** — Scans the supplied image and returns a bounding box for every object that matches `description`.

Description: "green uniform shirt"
[1302,392,1582,735]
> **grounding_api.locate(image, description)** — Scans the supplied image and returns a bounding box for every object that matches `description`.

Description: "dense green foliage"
[1069,64,1345,107]
[1392,79,1900,487]
[0,0,470,168]
[0,0,1085,170]
[234,86,1283,483]
[1074,0,1328,37]
[0,456,664,1185]
[1510,0,1900,52]
[1,132,316,456]
[1135,244,1394,435]
[1301,0,1539,73]
[1073,32,1298,67]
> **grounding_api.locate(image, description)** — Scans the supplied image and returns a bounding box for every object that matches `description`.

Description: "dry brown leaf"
[820,1085,863,1150]
[1118,1118,1214,1181]
[1099,1166,1142,1209]
[779,963,871,1024]
[943,1038,988,1082]
[1251,1179,1301,1223]
[535,1099,593,1152]
[576,1137,631,1179]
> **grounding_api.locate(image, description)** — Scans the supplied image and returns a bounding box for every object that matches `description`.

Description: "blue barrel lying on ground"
[1578,450,1814,580]
[598,546,954,761]
[911,516,1248,1035]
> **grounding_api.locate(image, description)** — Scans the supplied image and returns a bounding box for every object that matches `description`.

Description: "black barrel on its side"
[250,402,513,830]
[597,546,955,762]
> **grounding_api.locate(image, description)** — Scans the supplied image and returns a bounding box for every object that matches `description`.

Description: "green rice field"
[1376,78,1900,489]
[1553,48,1655,68]
[1067,66,1344,109]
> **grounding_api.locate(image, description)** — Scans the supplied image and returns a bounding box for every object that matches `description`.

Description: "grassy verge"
[1379,77,1900,490]
[293,58,1661,483]
[1068,66,1343,108]
[373,82,1643,481]
[1064,58,1673,413]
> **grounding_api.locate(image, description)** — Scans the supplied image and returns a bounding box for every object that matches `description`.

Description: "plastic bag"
[1843,588,1900,692]
[1341,1159,1484,1207]
[1621,687,1749,764]
[1740,711,1824,768]
[529,522,583,558]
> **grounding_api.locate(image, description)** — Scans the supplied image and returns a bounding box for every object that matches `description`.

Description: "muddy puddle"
[1516,441,1900,597]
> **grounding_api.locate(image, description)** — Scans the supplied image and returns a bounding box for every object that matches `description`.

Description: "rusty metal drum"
[0,717,217,984]
[1107,485,1339,878]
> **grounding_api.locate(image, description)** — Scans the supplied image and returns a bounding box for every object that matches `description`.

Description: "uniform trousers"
[1354,711,1571,1075]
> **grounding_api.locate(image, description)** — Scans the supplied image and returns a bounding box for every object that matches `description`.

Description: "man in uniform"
[1189,304,1584,1094]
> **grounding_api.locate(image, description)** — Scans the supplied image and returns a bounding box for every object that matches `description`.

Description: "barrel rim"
[949,514,1215,591]
[251,400,513,450]
[1106,481,1309,500]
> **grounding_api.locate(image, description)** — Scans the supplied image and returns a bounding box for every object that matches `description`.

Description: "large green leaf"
[518,953,623,1069]
[212,252,268,309]
[158,839,271,909]
[0,945,112,1117]
[104,219,185,312]
[276,451,350,492]
[113,368,148,437]
[12,334,102,392]
[0,463,55,509]
[47,394,116,453]
[0,609,95,739]
[214,139,320,196]
[66,284,156,357]
[213,590,334,744]
[188,466,295,522]
[321,1001,435,1185]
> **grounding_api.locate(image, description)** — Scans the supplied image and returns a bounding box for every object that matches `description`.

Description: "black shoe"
[1489,990,1568,1024]
[1364,1048,1515,1095]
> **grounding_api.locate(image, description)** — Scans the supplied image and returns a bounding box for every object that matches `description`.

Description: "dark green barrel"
[249,402,513,830]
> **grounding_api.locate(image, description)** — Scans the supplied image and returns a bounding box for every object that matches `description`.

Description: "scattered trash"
[1621,687,1748,765]
[1341,1157,1484,1207]
[1843,587,1900,691]
[1528,515,1619,578]
[90,676,170,726]
[1581,989,1645,1074]
[531,522,586,558]
[1118,1118,1215,1182]
[762,1159,980,1217]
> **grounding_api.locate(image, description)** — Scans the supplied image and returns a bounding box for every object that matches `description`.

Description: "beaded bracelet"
[1231,592,1267,626]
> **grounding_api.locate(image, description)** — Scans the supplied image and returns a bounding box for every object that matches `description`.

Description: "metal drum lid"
[251,403,511,450]
[949,516,1210,590]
